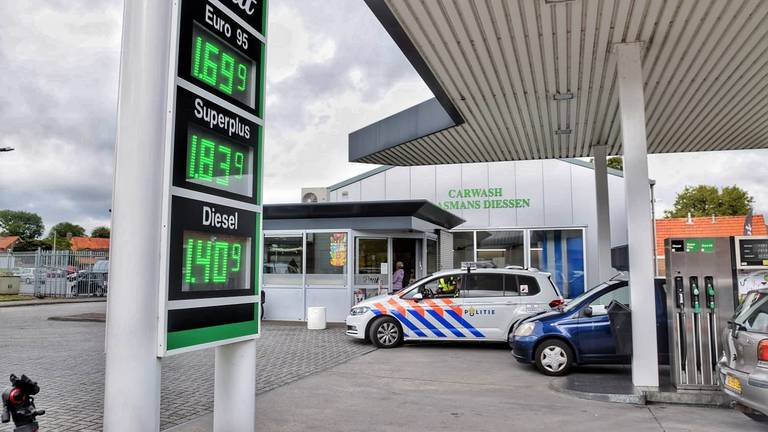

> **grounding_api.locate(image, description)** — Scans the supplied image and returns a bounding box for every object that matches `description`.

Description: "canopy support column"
[593,145,613,282]
[615,42,659,390]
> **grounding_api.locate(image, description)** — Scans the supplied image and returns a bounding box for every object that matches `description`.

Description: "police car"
[345,263,563,348]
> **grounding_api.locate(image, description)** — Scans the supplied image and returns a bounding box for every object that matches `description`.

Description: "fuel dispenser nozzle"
[704,276,716,309]
[690,276,701,313]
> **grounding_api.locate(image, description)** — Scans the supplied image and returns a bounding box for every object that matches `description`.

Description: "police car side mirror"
[412,293,424,302]
[583,306,593,318]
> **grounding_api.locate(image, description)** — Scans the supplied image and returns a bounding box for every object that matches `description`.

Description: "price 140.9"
[184,238,242,284]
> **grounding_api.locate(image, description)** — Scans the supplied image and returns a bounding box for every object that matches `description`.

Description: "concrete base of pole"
[214,339,257,432]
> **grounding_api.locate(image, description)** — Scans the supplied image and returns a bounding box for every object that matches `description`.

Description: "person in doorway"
[392,261,405,293]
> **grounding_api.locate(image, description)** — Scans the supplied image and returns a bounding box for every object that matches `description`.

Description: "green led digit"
[231,243,241,272]
[184,238,196,283]
[195,239,212,283]
[201,42,219,86]
[220,53,235,95]
[192,36,204,78]
[212,241,229,283]
[199,138,215,181]
[216,144,231,186]
[234,152,244,179]
[236,63,248,92]
[188,134,199,179]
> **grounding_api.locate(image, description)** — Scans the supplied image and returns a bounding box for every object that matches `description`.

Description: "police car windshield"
[399,275,432,295]
[563,282,612,312]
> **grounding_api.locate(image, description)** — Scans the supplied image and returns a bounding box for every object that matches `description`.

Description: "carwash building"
[261,158,629,323]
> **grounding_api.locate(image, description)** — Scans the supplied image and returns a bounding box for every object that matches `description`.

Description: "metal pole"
[103,0,172,429]
[592,145,612,282]
[615,42,659,390]
[214,340,257,432]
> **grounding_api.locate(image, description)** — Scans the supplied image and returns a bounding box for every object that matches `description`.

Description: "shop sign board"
[439,187,531,210]
[157,0,267,356]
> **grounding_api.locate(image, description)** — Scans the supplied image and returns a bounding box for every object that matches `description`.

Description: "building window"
[530,229,585,298]
[306,232,347,286]
[452,231,474,268]
[263,236,302,286]
[476,230,524,268]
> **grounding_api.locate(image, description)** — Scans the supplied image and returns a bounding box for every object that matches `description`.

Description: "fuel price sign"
[158,0,267,356]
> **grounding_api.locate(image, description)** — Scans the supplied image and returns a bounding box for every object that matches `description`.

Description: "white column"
[103,0,172,430]
[615,42,659,390]
[593,145,613,281]
[214,340,257,432]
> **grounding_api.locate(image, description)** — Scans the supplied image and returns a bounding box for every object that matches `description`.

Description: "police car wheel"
[534,339,573,376]
[369,317,403,348]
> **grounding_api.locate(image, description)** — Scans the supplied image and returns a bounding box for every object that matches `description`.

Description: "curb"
[0,298,107,308]
[548,380,647,405]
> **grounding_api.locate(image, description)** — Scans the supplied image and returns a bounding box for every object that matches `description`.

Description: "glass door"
[354,237,389,302]
[392,238,422,291]
[529,229,586,298]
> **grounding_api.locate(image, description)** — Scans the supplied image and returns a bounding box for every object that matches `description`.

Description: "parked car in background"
[510,276,669,376]
[13,268,37,284]
[718,289,768,422]
[346,264,563,348]
[69,260,109,297]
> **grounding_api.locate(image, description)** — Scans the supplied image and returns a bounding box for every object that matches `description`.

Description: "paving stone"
[0,303,374,431]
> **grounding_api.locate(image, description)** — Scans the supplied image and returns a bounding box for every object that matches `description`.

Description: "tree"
[606,156,623,171]
[664,185,754,218]
[0,210,44,240]
[49,222,86,239]
[91,226,110,238]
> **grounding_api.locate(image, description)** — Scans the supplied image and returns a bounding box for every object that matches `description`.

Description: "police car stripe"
[445,309,484,338]
[407,310,446,338]
[390,310,427,337]
[425,309,465,338]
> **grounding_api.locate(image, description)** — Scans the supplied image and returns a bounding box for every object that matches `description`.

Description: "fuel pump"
[665,237,735,390]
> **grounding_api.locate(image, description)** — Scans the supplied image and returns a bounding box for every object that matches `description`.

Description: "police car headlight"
[514,322,536,337]
[350,306,370,316]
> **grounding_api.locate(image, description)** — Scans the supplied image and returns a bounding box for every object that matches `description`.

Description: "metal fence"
[0,250,109,298]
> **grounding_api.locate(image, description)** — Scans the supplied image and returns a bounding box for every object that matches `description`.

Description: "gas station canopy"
[350,0,768,165]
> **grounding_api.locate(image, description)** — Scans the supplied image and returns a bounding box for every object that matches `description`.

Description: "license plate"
[725,375,742,394]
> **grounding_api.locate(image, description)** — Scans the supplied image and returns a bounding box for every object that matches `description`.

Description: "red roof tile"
[70,237,110,251]
[0,236,19,251]
[655,215,767,256]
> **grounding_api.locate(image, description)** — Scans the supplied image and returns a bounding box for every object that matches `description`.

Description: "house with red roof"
[69,237,110,252]
[0,236,20,252]
[655,215,767,275]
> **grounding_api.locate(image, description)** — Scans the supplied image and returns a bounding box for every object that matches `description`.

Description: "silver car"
[718,289,768,422]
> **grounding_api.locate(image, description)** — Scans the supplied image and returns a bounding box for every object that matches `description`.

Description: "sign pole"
[103,0,172,430]
[214,339,257,431]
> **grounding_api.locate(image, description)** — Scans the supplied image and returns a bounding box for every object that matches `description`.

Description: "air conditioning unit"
[300,187,329,203]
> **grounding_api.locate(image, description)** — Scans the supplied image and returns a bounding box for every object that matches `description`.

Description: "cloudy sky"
[0,1,766,235]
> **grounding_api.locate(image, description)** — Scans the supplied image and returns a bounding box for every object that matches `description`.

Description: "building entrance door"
[392,238,422,291]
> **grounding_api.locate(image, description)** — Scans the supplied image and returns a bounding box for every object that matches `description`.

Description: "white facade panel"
[305,288,350,323]
[262,288,304,321]
[435,163,464,219]
[488,161,517,228]
[409,165,437,202]
[515,161,545,227]
[542,160,573,227]
[360,172,386,201]
[385,166,411,200]
[609,174,628,247]
[336,182,361,202]
[458,163,489,228]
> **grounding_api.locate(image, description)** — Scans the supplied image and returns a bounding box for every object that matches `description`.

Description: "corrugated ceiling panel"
[356,0,768,165]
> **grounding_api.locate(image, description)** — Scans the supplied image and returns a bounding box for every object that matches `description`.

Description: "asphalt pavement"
[172,342,765,432]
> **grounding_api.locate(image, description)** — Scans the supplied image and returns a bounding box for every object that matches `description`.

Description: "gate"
[0,250,109,298]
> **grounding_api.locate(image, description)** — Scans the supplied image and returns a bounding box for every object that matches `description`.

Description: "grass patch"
[0,294,34,303]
